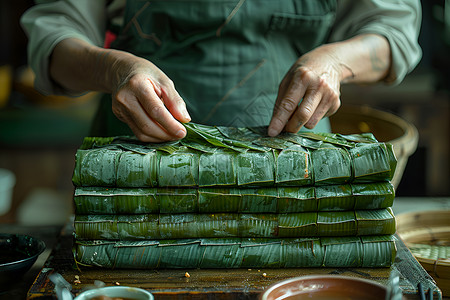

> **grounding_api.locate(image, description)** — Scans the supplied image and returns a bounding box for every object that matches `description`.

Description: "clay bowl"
[260,275,391,300]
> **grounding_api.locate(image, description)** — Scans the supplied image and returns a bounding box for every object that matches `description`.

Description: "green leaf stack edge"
[71,123,398,269]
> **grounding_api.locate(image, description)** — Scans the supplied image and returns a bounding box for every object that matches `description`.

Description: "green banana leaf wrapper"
[74,235,396,268]
[72,123,397,188]
[74,181,394,214]
[74,208,395,240]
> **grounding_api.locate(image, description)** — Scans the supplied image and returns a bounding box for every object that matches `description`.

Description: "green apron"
[91,0,336,136]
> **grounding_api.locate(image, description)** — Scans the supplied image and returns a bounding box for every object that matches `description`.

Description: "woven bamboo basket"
[396,210,450,296]
[330,105,418,189]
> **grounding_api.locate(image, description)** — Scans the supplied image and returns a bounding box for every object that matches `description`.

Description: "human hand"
[111,55,191,143]
[49,39,190,142]
[268,46,344,136]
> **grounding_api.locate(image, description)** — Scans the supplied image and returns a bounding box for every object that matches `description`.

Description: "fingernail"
[176,130,186,138]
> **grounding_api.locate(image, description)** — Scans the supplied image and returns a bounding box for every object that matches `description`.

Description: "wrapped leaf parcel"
[72,123,397,188]
[71,122,398,269]
[74,209,396,240]
[74,182,395,214]
[74,236,397,269]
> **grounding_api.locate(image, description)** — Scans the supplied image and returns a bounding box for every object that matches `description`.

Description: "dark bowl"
[0,233,46,289]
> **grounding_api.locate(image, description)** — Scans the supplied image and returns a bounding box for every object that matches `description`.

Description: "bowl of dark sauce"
[260,275,401,300]
[0,233,46,288]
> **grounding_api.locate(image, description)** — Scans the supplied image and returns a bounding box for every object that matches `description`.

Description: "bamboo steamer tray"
[396,210,450,296]
[330,104,418,189]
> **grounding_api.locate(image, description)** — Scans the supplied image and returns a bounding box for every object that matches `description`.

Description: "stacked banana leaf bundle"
[72,123,398,269]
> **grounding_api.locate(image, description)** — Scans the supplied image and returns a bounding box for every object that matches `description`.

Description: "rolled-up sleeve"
[21,0,107,95]
[331,0,422,85]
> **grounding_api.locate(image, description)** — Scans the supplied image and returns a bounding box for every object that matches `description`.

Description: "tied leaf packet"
[72,123,397,188]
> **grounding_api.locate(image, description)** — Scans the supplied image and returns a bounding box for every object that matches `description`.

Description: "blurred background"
[0,1,449,225]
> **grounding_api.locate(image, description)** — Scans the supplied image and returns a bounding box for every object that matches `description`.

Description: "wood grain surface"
[26,223,443,300]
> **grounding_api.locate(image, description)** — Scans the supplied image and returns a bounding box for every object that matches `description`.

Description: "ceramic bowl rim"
[74,286,154,300]
[260,275,387,300]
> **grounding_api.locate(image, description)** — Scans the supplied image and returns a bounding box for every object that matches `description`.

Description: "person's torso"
[95,0,336,136]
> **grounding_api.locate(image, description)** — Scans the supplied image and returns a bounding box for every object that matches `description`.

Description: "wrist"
[338,63,356,83]
[298,45,343,85]
[324,34,391,84]
[313,43,354,83]
[86,46,139,93]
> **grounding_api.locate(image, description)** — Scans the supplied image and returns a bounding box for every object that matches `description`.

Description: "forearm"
[49,38,142,94]
[320,33,391,84]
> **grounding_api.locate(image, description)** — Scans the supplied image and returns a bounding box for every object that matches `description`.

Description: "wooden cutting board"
[27,223,442,299]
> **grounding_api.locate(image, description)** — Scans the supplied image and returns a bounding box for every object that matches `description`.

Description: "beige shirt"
[21,0,422,96]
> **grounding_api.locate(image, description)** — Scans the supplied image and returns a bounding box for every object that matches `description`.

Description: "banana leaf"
[278,132,324,149]
[74,182,395,214]
[158,188,197,213]
[315,184,354,211]
[198,149,236,186]
[317,211,356,236]
[356,207,396,236]
[349,143,397,183]
[321,236,363,267]
[311,143,352,185]
[236,150,275,186]
[72,148,121,187]
[116,151,159,187]
[321,235,396,267]
[74,209,396,240]
[275,145,312,186]
[239,187,278,212]
[184,123,244,153]
[361,235,397,267]
[337,133,378,144]
[276,186,317,213]
[72,123,396,187]
[253,136,293,150]
[277,213,317,237]
[158,147,200,187]
[298,132,355,148]
[73,235,396,268]
[353,182,395,209]
[79,136,115,150]
[198,188,241,212]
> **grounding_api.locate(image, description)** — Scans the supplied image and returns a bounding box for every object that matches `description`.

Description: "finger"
[268,68,310,136]
[113,89,181,142]
[284,83,322,133]
[117,99,180,142]
[158,79,191,123]
[125,115,176,143]
[304,89,340,129]
[131,76,187,139]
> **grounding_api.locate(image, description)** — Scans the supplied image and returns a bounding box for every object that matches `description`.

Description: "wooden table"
[25,221,442,300]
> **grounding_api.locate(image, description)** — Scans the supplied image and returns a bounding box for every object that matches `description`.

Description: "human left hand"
[267,46,344,136]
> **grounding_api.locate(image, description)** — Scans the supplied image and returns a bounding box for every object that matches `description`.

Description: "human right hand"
[50,38,190,143]
[111,58,191,143]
